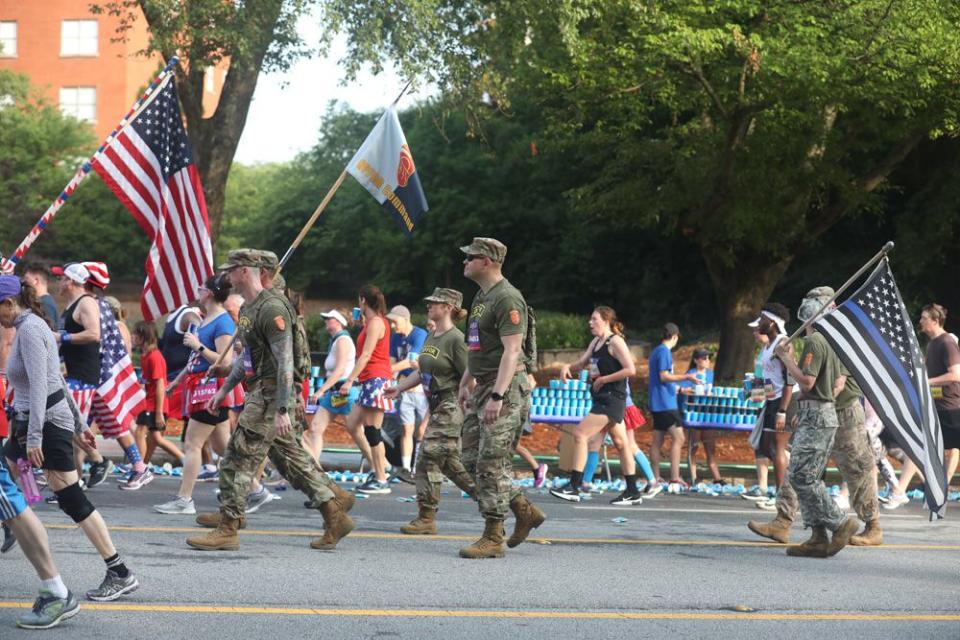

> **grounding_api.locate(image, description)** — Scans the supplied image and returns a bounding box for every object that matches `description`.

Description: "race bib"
[467,320,481,352]
[588,358,601,380]
[189,380,219,410]
[242,347,254,377]
[420,372,433,394]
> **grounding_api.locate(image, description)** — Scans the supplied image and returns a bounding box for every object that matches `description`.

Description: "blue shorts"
[317,387,360,416]
[0,459,28,521]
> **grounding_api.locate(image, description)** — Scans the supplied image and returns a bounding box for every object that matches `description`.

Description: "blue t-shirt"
[40,294,60,330]
[189,312,235,373]
[648,343,678,411]
[679,368,714,390]
[389,325,428,378]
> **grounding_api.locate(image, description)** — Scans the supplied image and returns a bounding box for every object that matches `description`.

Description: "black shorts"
[2,418,76,472]
[755,400,793,459]
[652,409,682,431]
[189,408,229,427]
[937,407,960,450]
[136,411,165,432]
[589,390,626,424]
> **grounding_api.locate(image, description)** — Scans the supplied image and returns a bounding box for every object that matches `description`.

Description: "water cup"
[550,379,560,390]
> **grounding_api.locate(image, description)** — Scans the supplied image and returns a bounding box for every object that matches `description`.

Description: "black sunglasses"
[465,254,486,262]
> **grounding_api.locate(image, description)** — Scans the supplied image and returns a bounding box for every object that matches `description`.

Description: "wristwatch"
[277,407,288,415]
[490,392,504,402]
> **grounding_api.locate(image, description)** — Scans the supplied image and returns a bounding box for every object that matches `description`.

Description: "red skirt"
[183,371,245,415]
[624,404,647,431]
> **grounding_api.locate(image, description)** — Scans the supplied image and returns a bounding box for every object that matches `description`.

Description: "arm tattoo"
[270,333,294,410]
[221,356,247,395]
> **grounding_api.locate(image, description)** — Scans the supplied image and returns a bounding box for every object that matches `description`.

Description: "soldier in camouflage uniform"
[457,238,546,559]
[749,288,882,547]
[762,287,861,558]
[186,250,353,551]
[385,288,477,534]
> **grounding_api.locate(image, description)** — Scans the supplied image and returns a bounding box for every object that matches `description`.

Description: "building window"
[61,20,98,57]
[0,21,16,58]
[60,87,97,123]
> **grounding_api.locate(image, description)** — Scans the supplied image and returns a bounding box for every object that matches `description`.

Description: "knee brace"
[364,425,382,446]
[55,482,96,524]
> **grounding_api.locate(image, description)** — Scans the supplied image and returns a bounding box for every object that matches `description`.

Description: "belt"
[797,398,834,407]
[474,369,525,385]
[13,389,66,419]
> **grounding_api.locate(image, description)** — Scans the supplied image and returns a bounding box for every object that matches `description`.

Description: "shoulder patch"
[509,309,521,325]
[274,316,286,331]
[803,352,814,368]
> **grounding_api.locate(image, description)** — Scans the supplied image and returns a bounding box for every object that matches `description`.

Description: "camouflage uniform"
[216,253,335,521]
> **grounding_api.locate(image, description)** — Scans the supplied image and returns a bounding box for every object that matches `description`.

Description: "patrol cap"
[797,285,836,322]
[386,305,411,321]
[253,249,279,271]
[460,237,507,264]
[271,273,286,292]
[423,287,463,309]
[218,249,262,270]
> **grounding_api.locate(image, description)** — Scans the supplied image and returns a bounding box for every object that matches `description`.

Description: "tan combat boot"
[786,525,828,558]
[330,482,356,513]
[826,517,860,556]
[186,515,241,550]
[459,519,506,559]
[507,495,546,548]
[310,499,355,550]
[400,505,438,535]
[850,519,883,546]
[195,512,247,529]
[747,515,793,544]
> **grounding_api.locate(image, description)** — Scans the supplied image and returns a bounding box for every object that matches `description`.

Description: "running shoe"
[549,484,581,503]
[119,469,154,491]
[197,465,220,482]
[882,492,910,510]
[755,497,777,511]
[533,463,548,488]
[833,494,851,511]
[85,570,139,602]
[153,496,197,515]
[610,490,643,506]
[740,486,768,501]
[642,482,663,498]
[392,468,415,485]
[16,590,80,629]
[44,493,59,505]
[245,486,274,513]
[357,478,392,494]
[1,524,17,553]
[86,459,112,488]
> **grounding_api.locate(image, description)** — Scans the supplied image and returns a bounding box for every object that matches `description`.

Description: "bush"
[535,311,592,350]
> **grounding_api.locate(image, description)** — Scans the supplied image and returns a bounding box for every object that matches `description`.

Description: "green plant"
[534,311,592,350]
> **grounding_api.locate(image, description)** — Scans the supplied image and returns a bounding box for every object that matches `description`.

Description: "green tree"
[327,0,960,377]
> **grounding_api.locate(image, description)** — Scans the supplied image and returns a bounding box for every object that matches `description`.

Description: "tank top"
[60,295,101,385]
[161,305,197,380]
[589,336,626,397]
[325,331,356,380]
[356,316,392,382]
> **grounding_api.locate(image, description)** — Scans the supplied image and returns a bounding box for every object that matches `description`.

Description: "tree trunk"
[702,249,793,381]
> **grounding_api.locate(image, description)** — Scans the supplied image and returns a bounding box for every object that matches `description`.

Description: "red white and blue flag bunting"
[346,106,428,236]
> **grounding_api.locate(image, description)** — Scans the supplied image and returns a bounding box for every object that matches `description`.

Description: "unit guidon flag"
[347,107,428,236]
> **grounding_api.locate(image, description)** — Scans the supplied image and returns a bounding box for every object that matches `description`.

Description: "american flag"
[814,260,946,517]
[89,298,146,431]
[91,72,213,322]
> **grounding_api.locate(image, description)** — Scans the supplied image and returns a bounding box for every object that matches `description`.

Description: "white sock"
[402,455,412,471]
[40,575,68,599]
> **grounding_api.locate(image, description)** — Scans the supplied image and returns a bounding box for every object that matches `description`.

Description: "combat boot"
[186,515,241,550]
[826,517,860,556]
[785,525,828,558]
[747,516,793,544]
[196,512,247,529]
[850,519,883,546]
[400,505,438,535]
[331,482,356,513]
[507,494,546,548]
[459,519,506,559]
[310,499,355,550]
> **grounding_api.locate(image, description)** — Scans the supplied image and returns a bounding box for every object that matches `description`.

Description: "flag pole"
[1,57,180,273]
[786,241,895,341]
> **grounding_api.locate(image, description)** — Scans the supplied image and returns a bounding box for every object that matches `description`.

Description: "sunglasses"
[464,254,486,262]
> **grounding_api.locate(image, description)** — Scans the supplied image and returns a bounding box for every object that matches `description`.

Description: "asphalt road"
[1,472,957,639]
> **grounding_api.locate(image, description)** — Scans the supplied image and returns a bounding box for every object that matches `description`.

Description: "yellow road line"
[0,601,956,621]
[44,524,960,550]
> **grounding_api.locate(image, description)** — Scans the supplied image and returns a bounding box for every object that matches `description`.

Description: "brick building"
[0,0,223,140]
